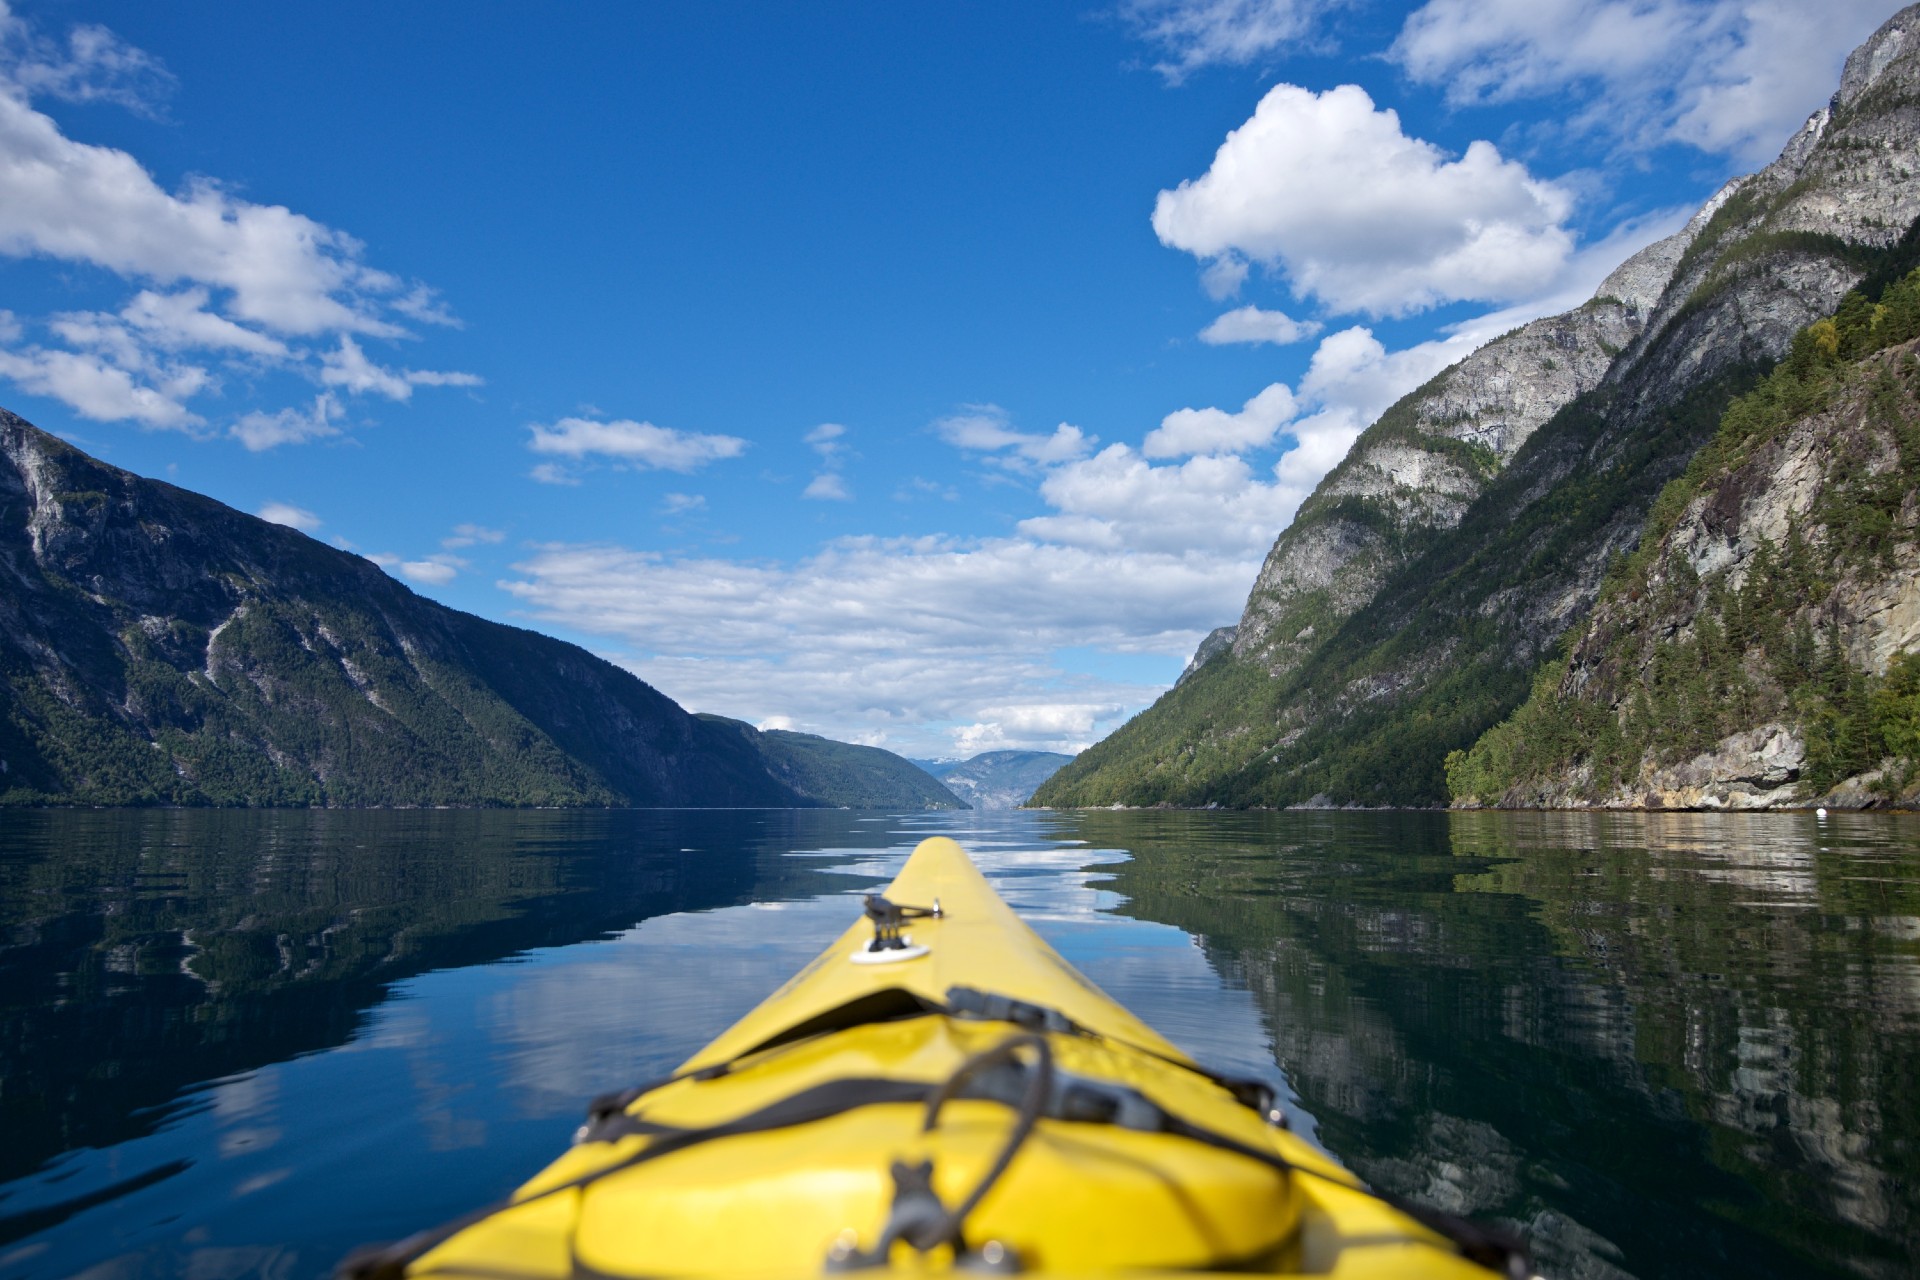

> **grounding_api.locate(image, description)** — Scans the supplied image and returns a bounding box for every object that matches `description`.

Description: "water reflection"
[1,808,1915,1280]
[1090,810,1920,1279]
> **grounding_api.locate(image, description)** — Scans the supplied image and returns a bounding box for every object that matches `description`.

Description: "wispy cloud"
[526,416,748,483]
[497,306,1499,756]
[1391,0,1898,165]
[0,3,472,441]
[1199,305,1322,346]
[803,422,853,501]
[256,501,320,532]
[1118,0,1345,83]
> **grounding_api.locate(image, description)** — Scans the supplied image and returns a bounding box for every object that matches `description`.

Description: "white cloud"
[804,422,851,499]
[230,393,341,451]
[1119,0,1342,83]
[1199,305,1322,346]
[661,493,707,515]
[442,522,505,548]
[1391,0,1898,165]
[1200,255,1250,300]
[0,6,472,439]
[1143,382,1296,458]
[803,471,852,501]
[805,422,847,454]
[496,304,1526,757]
[529,462,580,486]
[118,288,291,357]
[501,535,1244,755]
[1022,446,1302,554]
[1153,83,1575,316]
[320,335,479,401]
[400,558,462,586]
[0,1,174,117]
[0,342,203,426]
[936,405,1095,472]
[527,416,748,473]
[256,501,320,532]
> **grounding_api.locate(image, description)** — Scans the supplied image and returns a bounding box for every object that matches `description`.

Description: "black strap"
[341,1077,942,1280]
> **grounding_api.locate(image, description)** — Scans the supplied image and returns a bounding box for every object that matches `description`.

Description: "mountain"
[915,750,1073,809]
[1448,274,1920,809]
[0,411,884,808]
[696,717,966,809]
[1037,7,1920,811]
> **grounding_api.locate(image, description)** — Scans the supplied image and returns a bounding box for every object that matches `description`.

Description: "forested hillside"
[0,412,899,808]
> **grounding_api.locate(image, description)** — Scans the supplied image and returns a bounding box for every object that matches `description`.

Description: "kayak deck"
[349,838,1520,1280]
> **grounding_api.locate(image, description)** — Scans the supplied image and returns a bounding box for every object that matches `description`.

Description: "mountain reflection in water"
[0,808,1914,1280]
[1090,810,1920,1280]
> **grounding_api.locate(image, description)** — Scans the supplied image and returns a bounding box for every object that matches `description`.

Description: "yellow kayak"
[341,837,1525,1280]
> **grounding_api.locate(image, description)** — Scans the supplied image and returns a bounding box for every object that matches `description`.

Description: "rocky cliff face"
[1449,320,1920,810]
[1231,211,1705,676]
[0,411,807,807]
[1039,5,1920,810]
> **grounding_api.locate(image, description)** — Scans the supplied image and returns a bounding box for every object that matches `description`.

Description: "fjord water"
[0,810,1914,1280]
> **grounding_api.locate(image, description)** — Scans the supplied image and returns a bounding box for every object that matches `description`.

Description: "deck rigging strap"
[338,986,1529,1280]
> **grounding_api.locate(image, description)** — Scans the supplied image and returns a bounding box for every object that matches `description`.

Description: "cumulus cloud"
[256,502,320,532]
[1143,382,1296,458]
[1199,305,1322,346]
[496,304,1517,756]
[1119,0,1343,83]
[526,417,748,476]
[0,6,471,439]
[1391,0,1897,165]
[0,342,204,426]
[936,405,1095,473]
[1153,83,1575,316]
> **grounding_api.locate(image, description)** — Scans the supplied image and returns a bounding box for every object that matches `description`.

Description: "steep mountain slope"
[1038,7,1920,810]
[697,717,966,809]
[1449,278,1920,809]
[0,411,805,807]
[917,750,1073,809]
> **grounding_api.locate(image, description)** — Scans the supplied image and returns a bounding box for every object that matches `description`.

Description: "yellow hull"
[346,838,1520,1280]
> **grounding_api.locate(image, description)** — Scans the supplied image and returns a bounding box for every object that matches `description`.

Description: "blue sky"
[0,0,1904,757]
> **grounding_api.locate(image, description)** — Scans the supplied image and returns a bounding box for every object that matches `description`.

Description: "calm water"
[0,809,1914,1280]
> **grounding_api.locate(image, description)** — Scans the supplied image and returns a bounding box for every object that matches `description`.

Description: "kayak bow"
[342,837,1525,1280]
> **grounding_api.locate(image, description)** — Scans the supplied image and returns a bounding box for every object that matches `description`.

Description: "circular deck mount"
[850,938,930,964]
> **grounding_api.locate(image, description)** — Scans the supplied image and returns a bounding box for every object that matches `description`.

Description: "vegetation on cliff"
[1448,269,1920,807]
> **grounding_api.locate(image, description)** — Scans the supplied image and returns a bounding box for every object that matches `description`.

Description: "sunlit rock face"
[1041,4,1920,811]
[1475,336,1920,811]
[1232,230,1691,677]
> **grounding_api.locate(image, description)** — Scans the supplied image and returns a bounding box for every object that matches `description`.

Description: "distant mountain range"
[700,717,964,810]
[913,751,1074,809]
[1038,6,1920,812]
[0,412,945,809]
